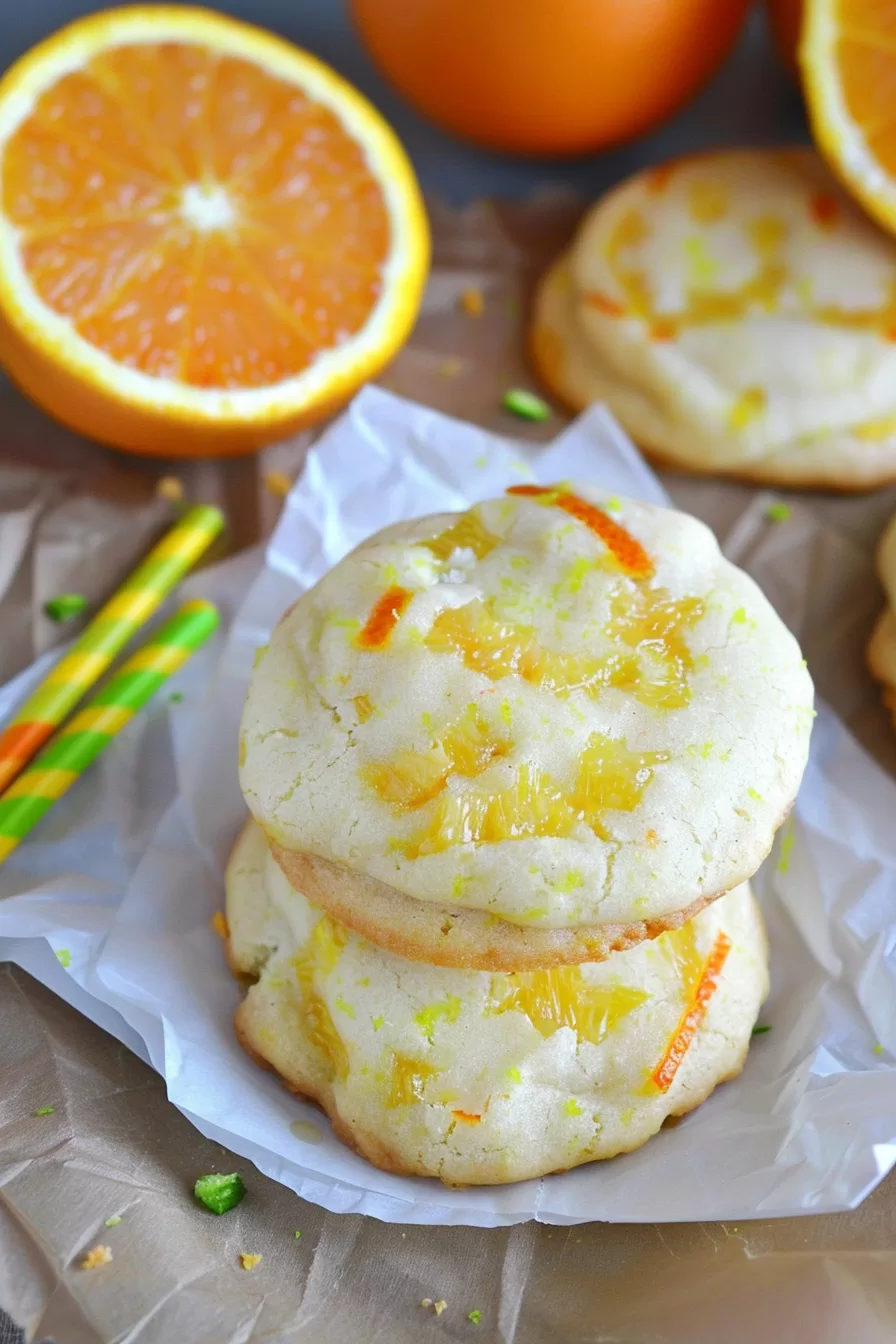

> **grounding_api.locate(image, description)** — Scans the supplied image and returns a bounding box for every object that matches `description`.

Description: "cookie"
[228,820,769,1186]
[532,148,896,489]
[240,488,813,938]
[270,842,716,971]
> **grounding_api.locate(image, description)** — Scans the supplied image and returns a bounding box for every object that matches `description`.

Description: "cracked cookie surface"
[228,820,769,1186]
[240,485,813,931]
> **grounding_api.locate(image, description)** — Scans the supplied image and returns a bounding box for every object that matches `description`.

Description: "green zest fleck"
[468,1310,483,1325]
[335,996,355,1019]
[55,948,71,968]
[34,1106,54,1116]
[507,1067,522,1084]
[765,501,791,523]
[415,995,462,1043]
[605,496,622,512]
[564,1098,584,1116]
[193,1171,246,1215]
[501,388,550,422]
[372,1015,385,1031]
[104,1215,122,1228]
[731,606,748,625]
[747,787,763,803]
[44,593,88,622]
[751,1025,772,1036]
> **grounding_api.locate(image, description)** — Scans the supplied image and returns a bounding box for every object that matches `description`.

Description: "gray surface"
[1,2,805,204]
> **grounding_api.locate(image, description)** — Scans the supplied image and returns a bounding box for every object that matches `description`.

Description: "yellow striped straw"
[0,505,223,794]
[0,600,220,864]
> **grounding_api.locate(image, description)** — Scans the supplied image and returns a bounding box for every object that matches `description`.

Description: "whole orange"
[351,0,752,157]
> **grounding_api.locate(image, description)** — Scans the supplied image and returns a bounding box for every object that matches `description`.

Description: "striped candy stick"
[0,504,224,793]
[0,600,219,864]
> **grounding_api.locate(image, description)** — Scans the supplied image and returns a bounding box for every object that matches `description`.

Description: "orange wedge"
[0,6,429,456]
[802,0,896,236]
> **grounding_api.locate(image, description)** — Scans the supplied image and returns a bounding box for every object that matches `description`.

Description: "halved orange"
[0,6,429,456]
[802,0,896,237]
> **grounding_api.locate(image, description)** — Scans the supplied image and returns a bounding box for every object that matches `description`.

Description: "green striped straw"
[0,504,224,794]
[0,600,219,864]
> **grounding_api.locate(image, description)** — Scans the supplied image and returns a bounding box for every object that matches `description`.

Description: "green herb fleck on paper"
[44,593,89,622]
[468,1309,483,1325]
[34,1106,55,1116]
[751,1025,772,1036]
[765,501,791,523]
[193,1172,246,1215]
[104,1215,122,1228]
[501,388,550,422]
[294,1229,302,1238]
[55,948,71,968]
[874,1043,885,1056]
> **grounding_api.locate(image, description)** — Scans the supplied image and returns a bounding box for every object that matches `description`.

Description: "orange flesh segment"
[387,1054,436,1107]
[507,485,654,578]
[356,586,413,650]
[491,965,648,1046]
[649,931,732,1092]
[2,42,390,389]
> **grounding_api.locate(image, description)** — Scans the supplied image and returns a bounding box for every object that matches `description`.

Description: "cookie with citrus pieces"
[0,5,428,456]
[239,487,813,956]
[228,820,768,1185]
[532,148,896,488]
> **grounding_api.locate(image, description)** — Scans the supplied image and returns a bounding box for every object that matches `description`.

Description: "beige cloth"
[2,194,896,1341]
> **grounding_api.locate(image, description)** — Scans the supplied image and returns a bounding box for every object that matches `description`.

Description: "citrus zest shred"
[507,485,653,577]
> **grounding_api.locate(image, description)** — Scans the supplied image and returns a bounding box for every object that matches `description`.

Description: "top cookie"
[540,148,896,488]
[240,485,813,931]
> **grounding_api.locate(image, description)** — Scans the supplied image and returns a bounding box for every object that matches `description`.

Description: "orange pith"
[0,7,428,455]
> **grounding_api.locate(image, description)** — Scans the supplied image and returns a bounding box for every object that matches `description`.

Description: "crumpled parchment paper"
[2,385,896,1230]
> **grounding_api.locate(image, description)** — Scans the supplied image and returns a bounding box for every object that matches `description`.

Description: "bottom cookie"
[227,821,768,1187]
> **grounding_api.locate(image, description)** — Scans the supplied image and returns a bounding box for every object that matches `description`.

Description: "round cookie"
[533,148,896,489]
[240,487,813,942]
[271,843,714,971]
[228,820,769,1186]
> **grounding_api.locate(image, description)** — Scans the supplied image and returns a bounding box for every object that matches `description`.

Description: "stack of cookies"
[229,484,813,1185]
[531,147,896,490]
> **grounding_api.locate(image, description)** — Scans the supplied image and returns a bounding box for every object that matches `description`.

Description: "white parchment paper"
[2,386,896,1227]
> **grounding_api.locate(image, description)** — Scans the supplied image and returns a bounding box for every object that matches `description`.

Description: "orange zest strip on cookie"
[355,586,413,650]
[584,291,625,318]
[451,1109,482,1125]
[649,931,732,1092]
[507,485,654,578]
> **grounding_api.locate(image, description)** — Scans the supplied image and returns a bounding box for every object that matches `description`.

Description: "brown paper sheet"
[3,195,896,1342]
